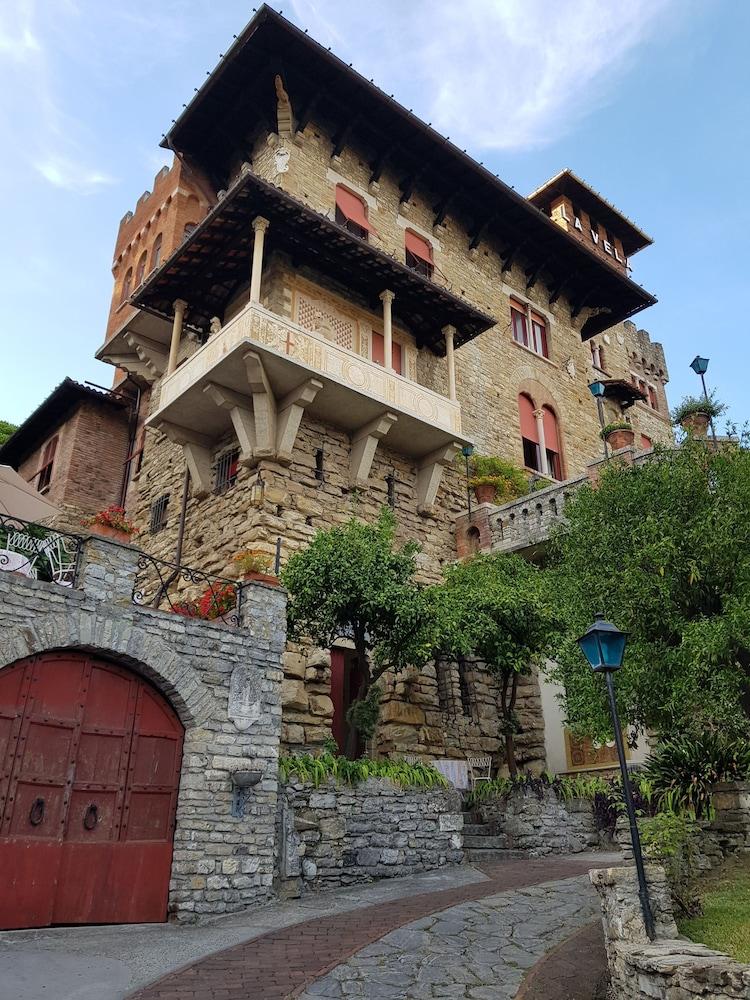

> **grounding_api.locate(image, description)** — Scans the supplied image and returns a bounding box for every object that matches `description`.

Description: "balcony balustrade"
[147,301,470,512]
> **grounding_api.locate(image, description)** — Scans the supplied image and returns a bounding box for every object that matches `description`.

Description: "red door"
[0,652,183,929]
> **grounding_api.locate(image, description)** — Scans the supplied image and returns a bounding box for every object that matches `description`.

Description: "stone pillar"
[443,324,457,401]
[239,579,287,661]
[533,409,550,476]
[77,535,142,607]
[380,289,395,370]
[250,216,270,303]
[589,865,678,945]
[167,299,187,376]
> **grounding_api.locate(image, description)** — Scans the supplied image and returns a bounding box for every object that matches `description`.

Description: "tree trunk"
[343,627,370,759]
[505,730,518,778]
[499,670,520,778]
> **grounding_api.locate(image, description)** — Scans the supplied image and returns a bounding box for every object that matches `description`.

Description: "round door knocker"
[29,797,45,826]
[83,803,98,830]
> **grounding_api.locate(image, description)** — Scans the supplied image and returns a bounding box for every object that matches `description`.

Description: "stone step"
[465,848,528,863]
[463,835,508,850]
[462,823,491,836]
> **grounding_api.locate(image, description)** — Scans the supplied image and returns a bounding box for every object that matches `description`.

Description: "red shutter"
[542,406,560,453]
[335,186,374,233]
[404,230,433,264]
[641,434,652,450]
[391,341,403,375]
[518,394,538,442]
[372,333,403,374]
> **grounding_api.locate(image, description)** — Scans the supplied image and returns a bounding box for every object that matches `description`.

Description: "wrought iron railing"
[0,513,83,588]
[131,552,243,626]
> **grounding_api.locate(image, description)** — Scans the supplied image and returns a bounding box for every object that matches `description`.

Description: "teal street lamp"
[577,614,656,941]
[588,382,609,461]
[689,356,717,444]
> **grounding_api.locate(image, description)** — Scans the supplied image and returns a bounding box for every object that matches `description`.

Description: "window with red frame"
[640,434,652,451]
[371,331,404,375]
[542,406,563,480]
[36,436,58,493]
[150,233,163,272]
[648,385,659,411]
[530,311,549,358]
[511,301,548,358]
[404,230,434,278]
[214,448,239,494]
[511,302,528,348]
[334,185,373,241]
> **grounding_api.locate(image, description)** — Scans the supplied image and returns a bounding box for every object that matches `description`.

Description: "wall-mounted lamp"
[230,768,264,819]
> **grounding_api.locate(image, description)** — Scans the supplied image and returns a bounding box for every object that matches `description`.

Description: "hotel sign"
[557,204,627,265]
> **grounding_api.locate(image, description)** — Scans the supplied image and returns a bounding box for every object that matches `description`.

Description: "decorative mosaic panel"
[565,729,628,771]
[296,292,357,353]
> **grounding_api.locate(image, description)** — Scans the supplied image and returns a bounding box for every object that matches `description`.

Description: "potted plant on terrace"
[82,505,137,543]
[600,421,635,451]
[468,455,529,505]
[233,549,278,585]
[671,394,724,438]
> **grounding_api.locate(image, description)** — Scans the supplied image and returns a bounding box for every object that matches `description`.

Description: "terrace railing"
[0,513,83,587]
[131,552,243,627]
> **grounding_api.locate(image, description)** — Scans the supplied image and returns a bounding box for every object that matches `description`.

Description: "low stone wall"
[278,777,464,891]
[591,866,750,998]
[474,786,601,855]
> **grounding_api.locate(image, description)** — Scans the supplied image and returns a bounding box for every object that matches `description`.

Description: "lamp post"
[462,444,474,521]
[689,356,718,444]
[588,381,609,462]
[577,614,656,941]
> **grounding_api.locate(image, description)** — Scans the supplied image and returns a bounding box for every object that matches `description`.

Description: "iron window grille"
[314,447,325,482]
[214,448,239,495]
[149,494,169,534]
[385,472,396,508]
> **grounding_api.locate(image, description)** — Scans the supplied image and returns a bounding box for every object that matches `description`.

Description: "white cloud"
[34,155,115,192]
[289,0,678,151]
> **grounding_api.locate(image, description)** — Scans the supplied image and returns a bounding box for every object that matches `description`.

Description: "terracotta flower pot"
[242,570,280,586]
[605,427,635,451]
[90,523,133,544]
[680,411,710,438]
[473,483,497,504]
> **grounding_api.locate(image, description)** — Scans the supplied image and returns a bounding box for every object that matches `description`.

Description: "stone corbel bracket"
[123,332,168,378]
[350,413,398,488]
[157,420,214,498]
[417,442,462,514]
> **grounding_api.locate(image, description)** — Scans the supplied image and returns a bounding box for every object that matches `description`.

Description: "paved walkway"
[0,854,617,1000]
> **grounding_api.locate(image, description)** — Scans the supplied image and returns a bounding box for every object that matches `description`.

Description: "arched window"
[135,251,147,288]
[640,434,652,451]
[404,230,434,278]
[150,233,163,271]
[542,406,562,480]
[121,267,133,303]
[334,185,373,241]
[183,222,197,239]
[518,393,541,472]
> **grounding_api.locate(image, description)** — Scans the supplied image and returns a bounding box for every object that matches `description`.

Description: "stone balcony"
[146,301,470,511]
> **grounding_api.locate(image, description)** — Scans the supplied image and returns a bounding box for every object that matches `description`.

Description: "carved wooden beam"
[501,239,526,273]
[433,190,458,228]
[548,274,571,306]
[349,413,398,488]
[525,256,551,292]
[295,90,322,135]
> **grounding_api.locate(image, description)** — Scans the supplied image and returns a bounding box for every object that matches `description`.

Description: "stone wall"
[0,535,286,921]
[277,777,463,892]
[473,786,601,855]
[591,865,750,998]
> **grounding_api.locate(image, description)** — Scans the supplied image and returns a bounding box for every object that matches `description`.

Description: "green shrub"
[640,811,701,917]
[279,750,448,789]
[467,455,529,502]
[346,684,382,740]
[642,732,750,819]
[600,421,633,440]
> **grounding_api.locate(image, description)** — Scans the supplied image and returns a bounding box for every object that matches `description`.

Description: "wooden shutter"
[518,394,538,442]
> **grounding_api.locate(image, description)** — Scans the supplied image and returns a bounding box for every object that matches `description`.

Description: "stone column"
[379,289,395,370]
[167,299,187,376]
[77,535,142,607]
[250,216,270,303]
[443,324,457,401]
[533,409,550,476]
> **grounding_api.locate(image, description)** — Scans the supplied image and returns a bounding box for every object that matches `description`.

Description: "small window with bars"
[214,448,239,495]
[149,494,169,534]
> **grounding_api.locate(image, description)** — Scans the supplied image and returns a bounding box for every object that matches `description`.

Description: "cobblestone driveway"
[297,875,600,999]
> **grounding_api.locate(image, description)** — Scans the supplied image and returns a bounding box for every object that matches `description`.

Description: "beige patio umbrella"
[0,465,60,523]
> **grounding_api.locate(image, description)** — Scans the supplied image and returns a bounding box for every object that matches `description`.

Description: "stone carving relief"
[228,665,263,731]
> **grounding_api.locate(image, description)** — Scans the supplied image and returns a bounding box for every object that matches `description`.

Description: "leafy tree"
[281,507,434,755]
[547,439,750,743]
[0,420,17,446]
[434,553,558,776]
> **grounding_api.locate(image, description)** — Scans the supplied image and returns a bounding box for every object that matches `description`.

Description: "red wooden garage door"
[0,652,183,929]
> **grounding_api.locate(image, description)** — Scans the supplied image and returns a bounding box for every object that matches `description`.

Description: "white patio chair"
[39,534,77,587]
[467,755,493,790]
[5,531,41,578]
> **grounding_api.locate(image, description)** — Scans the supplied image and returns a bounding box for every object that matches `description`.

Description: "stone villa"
[1,5,672,775]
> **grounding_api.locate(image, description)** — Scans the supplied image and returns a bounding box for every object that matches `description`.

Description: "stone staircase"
[461,808,526,864]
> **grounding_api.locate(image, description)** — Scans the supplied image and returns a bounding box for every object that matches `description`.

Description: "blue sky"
[1,0,747,429]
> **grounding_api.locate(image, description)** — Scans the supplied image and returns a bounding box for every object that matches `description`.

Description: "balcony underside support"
[105,354,157,384]
[123,332,168,377]
[350,413,398,488]
[417,442,462,514]
[157,420,214,498]
[204,363,323,467]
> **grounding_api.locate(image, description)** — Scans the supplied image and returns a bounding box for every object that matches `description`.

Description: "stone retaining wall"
[474,786,601,855]
[591,865,750,998]
[278,777,464,892]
